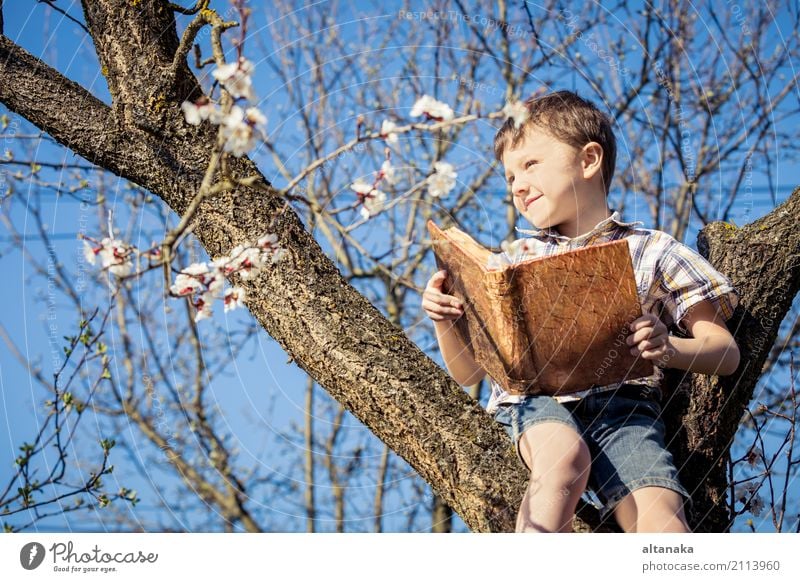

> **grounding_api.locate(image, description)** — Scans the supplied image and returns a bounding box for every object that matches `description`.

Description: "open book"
[427,220,654,396]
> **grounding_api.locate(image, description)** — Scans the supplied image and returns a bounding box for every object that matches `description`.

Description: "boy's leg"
[517,421,592,533]
[575,386,693,532]
[613,486,690,533]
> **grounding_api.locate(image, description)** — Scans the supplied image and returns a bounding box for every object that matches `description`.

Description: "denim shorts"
[492,384,692,523]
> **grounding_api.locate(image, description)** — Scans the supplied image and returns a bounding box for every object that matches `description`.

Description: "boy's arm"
[423,269,486,386]
[434,320,487,385]
[627,300,740,376]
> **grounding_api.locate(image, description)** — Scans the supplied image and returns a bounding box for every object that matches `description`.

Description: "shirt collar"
[514,209,644,244]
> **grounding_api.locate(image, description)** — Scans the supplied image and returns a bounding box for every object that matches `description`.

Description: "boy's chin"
[525,216,553,230]
[521,207,558,230]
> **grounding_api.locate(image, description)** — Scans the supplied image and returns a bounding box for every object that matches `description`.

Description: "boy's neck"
[555,205,614,239]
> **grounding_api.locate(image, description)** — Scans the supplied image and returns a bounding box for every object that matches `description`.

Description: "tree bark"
[1,1,797,532]
[662,199,800,531]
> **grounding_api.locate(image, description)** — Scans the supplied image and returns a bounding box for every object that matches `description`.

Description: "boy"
[422,90,740,533]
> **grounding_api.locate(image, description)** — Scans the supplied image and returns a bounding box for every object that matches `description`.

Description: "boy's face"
[502,127,589,232]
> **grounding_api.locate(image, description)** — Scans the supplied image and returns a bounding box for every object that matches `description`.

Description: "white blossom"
[170,273,204,297]
[734,482,765,517]
[210,260,231,277]
[181,101,203,125]
[359,188,387,220]
[212,57,256,101]
[749,495,765,517]
[220,107,253,156]
[380,119,399,145]
[83,240,97,265]
[244,107,267,134]
[745,445,763,467]
[257,233,285,263]
[257,233,279,248]
[94,237,134,278]
[351,179,386,219]
[486,239,534,270]
[235,246,269,280]
[217,106,267,156]
[499,239,535,263]
[410,94,454,122]
[426,161,457,198]
[81,235,135,279]
[380,159,396,185]
[206,267,226,297]
[271,247,288,263]
[350,179,374,195]
[194,298,213,323]
[183,262,211,277]
[215,235,284,279]
[502,100,530,129]
[224,287,247,312]
[164,232,286,323]
[181,98,222,126]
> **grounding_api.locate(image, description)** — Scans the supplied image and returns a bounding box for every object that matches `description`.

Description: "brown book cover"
[427,219,654,396]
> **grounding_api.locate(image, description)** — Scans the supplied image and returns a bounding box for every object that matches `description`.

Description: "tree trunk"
[663,202,800,531]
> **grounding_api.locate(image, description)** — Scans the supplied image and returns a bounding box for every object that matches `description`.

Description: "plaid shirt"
[485,209,739,415]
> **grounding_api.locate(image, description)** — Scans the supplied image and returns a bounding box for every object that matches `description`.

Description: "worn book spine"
[481,268,538,393]
[431,240,537,395]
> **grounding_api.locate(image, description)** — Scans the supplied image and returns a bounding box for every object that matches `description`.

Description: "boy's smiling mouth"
[524,194,542,208]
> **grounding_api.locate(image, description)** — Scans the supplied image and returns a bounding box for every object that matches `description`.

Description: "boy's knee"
[544,440,591,488]
[636,509,690,533]
[615,487,691,533]
[520,424,591,486]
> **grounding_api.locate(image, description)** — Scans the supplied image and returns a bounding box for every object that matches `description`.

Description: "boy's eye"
[505,160,538,185]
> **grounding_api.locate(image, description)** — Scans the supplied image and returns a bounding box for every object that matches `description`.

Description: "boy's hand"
[626,314,671,363]
[422,270,465,322]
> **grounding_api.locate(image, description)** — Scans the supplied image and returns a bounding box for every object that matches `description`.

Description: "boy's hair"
[493,90,617,194]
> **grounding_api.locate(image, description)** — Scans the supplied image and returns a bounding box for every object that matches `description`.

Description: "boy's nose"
[513,183,530,199]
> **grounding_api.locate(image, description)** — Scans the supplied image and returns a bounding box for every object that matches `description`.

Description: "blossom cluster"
[82,237,150,278]
[169,233,287,322]
[181,57,267,157]
[377,94,455,146]
[183,70,526,220]
[410,94,454,122]
[361,96,532,220]
[426,161,457,198]
[734,481,765,518]
[350,158,398,220]
[83,232,286,323]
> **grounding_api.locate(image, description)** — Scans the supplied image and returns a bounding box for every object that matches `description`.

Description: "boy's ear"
[580,142,604,180]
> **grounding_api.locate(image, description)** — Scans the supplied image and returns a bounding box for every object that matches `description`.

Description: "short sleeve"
[655,239,739,334]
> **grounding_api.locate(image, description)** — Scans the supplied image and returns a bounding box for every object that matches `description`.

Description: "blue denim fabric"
[491,384,692,522]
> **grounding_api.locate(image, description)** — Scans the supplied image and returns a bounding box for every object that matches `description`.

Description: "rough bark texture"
[1,1,797,532]
[662,196,800,531]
